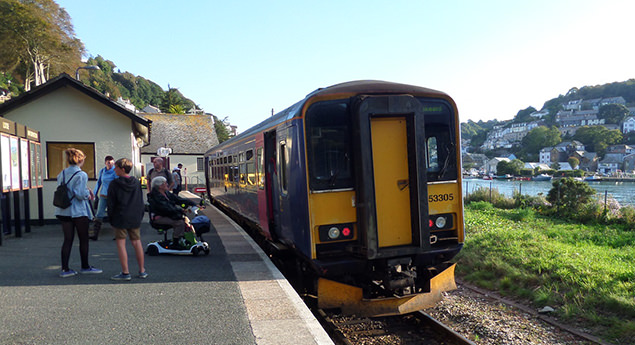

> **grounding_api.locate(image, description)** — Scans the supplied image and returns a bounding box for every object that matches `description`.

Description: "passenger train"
[204,80,464,315]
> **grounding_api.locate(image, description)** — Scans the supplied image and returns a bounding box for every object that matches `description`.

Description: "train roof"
[205,80,451,156]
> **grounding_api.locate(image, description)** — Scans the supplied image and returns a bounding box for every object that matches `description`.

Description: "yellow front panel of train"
[371,117,412,247]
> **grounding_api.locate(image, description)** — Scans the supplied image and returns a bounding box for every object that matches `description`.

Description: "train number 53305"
[428,193,454,203]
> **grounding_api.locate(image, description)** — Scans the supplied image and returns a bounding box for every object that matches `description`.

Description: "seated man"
[147,176,196,247]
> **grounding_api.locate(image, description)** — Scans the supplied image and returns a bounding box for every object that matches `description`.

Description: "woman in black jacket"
[147,175,196,243]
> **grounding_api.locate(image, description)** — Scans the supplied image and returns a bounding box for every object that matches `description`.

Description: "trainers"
[59,269,78,278]
[80,266,103,274]
[138,271,148,279]
[111,273,132,281]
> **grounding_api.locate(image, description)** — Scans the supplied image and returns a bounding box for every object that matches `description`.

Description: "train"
[204,80,464,316]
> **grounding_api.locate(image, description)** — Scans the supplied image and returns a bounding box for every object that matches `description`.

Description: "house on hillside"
[140,113,219,190]
[598,154,624,175]
[0,73,151,220]
[623,116,635,134]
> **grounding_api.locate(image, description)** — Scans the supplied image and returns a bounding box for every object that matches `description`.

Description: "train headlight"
[435,216,447,229]
[328,227,340,239]
[318,223,355,242]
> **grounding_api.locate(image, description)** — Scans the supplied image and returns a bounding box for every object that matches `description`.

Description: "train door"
[354,95,430,259]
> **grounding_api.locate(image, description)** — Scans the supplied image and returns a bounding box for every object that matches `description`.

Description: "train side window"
[240,163,246,184]
[427,137,439,172]
[246,150,254,161]
[257,148,264,189]
[279,141,288,193]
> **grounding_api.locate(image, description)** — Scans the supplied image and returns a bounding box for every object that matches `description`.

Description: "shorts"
[114,227,141,240]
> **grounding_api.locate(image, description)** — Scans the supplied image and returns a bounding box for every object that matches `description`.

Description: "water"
[463,178,635,207]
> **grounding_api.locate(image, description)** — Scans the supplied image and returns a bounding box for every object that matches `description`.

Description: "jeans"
[95,195,108,220]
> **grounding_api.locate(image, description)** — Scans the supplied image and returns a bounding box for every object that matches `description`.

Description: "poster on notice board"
[1,134,10,192]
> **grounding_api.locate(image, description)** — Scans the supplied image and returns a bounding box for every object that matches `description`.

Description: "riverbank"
[458,203,635,344]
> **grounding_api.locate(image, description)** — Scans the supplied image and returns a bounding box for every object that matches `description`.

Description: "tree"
[513,106,537,123]
[568,157,580,169]
[573,126,622,157]
[520,126,561,155]
[213,115,231,143]
[598,103,629,124]
[0,0,84,88]
[496,159,523,176]
[547,177,595,218]
[160,87,185,114]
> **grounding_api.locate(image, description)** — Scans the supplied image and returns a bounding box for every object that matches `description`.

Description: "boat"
[482,175,493,180]
[532,174,552,182]
[584,175,603,182]
[494,174,513,180]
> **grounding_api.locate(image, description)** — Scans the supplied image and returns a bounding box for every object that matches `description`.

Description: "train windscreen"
[306,100,354,191]
[419,99,458,182]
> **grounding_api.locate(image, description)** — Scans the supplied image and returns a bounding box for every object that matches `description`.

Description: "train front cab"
[308,94,464,316]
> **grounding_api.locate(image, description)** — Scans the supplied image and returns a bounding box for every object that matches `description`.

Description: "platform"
[0,198,333,345]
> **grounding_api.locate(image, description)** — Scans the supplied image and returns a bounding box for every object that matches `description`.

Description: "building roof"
[140,113,219,155]
[0,73,150,127]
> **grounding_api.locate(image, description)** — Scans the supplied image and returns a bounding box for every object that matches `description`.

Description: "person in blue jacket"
[54,148,102,278]
[90,155,116,240]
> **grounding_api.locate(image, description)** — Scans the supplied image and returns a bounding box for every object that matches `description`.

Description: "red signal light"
[342,227,351,237]
[429,219,434,228]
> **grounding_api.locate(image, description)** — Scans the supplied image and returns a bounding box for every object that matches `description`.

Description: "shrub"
[547,178,596,219]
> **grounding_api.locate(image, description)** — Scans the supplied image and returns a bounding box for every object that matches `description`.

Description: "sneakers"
[138,271,148,279]
[59,269,78,278]
[80,266,103,274]
[111,273,132,281]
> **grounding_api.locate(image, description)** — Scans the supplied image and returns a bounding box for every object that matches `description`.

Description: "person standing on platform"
[90,155,116,240]
[55,148,102,278]
[146,157,173,191]
[108,158,147,281]
[172,166,181,195]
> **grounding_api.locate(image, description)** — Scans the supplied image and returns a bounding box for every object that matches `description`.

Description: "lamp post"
[75,65,100,80]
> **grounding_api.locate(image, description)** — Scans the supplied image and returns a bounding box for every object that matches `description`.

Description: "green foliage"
[599,103,630,124]
[546,177,596,218]
[573,126,622,157]
[459,205,635,343]
[213,115,231,143]
[496,159,523,176]
[512,106,536,123]
[520,126,561,156]
[567,156,579,169]
[0,0,84,87]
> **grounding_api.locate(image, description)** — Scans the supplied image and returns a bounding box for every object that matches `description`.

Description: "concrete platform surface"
[0,201,333,345]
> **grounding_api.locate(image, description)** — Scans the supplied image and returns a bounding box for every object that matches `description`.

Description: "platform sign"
[9,136,19,191]
[36,143,43,187]
[20,138,29,189]
[194,187,206,193]
[1,134,10,192]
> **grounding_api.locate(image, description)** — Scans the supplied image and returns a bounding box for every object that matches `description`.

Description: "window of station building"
[305,100,353,191]
[418,99,458,181]
[197,157,204,171]
[46,142,96,179]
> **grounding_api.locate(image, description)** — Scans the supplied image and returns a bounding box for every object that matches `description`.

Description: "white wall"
[3,86,141,219]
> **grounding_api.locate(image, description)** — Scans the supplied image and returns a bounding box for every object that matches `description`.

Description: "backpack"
[53,170,81,209]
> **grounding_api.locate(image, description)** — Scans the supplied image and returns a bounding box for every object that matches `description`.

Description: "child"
[107,158,147,281]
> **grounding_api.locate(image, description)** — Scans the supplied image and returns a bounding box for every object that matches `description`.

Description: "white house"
[623,116,635,134]
[0,74,151,220]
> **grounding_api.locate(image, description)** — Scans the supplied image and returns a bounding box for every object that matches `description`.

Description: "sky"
[56,0,635,133]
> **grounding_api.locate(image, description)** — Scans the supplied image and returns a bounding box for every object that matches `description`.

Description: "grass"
[457,204,635,344]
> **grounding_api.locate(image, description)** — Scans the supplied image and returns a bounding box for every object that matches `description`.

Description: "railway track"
[317,309,476,345]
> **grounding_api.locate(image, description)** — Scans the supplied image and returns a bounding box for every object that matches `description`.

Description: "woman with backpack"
[54,148,103,278]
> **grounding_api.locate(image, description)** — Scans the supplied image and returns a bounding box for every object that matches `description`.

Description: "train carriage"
[205,80,464,316]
